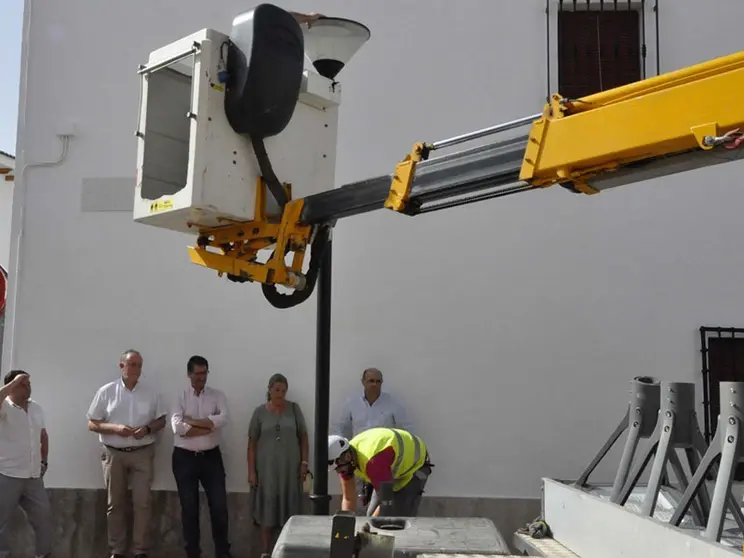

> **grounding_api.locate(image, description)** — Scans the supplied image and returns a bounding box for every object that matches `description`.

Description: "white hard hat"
[328,434,350,468]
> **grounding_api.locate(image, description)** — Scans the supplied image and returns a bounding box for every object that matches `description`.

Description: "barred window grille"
[556,0,644,99]
[700,326,744,480]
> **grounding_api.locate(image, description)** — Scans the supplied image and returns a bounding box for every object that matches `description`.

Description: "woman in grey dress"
[248,373,309,556]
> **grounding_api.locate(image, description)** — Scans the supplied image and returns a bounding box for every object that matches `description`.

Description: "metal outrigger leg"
[574,376,661,495]
[669,381,744,542]
[614,382,710,525]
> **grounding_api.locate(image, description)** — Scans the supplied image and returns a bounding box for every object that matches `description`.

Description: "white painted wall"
[5,0,744,499]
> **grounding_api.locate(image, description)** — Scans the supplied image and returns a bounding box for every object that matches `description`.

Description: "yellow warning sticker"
[150,199,174,213]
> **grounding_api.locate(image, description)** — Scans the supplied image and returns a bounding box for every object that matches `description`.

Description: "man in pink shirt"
[171,355,231,558]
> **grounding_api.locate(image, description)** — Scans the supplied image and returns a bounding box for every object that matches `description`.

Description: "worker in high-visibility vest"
[328,427,433,516]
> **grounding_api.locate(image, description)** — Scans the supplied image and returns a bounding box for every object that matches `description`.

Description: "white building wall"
[5,0,744,500]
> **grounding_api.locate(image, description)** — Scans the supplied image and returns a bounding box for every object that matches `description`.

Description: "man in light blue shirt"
[332,367,413,510]
[332,368,413,439]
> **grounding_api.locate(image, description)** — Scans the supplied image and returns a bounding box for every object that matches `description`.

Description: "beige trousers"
[101,444,155,555]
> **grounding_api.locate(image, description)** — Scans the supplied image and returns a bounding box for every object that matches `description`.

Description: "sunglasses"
[328,456,348,469]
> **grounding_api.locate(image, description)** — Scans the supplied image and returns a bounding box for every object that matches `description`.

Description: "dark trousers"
[366,461,433,517]
[172,446,230,558]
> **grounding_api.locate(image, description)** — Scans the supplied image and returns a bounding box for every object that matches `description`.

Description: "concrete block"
[8,489,539,557]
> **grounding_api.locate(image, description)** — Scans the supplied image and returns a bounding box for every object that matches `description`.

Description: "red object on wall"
[0,265,7,316]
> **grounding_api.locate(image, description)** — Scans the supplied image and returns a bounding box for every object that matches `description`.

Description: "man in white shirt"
[170,355,231,558]
[331,367,413,511]
[0,370,53,558]
[86,349,166,558]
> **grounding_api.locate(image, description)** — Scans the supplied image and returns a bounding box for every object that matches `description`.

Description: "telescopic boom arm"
[189,49,744,308]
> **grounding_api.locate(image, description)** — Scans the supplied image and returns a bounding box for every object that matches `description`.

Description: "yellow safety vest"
[350,427,427,491]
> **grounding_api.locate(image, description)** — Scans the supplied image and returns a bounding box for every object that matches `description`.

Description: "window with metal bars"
[700,326,744,480]
[557,2,643,99]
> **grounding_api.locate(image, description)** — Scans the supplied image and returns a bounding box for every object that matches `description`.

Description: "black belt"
[104,444,153,453]
[174,445,220,456]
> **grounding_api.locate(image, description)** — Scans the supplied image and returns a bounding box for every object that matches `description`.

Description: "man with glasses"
[327,427,432,517]
[331,368,413,511]
[170,355,231,558]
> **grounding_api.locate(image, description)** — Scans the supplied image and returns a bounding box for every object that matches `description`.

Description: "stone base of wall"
[9,489,539,558]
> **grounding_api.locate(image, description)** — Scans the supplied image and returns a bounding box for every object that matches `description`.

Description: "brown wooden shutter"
[558,9,641,99]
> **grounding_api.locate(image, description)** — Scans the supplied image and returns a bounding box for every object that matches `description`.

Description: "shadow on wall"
[0,263,6,370]
[0,274,8,370]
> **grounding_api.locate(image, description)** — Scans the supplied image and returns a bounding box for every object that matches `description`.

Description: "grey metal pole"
[640,382,697,516]
[669,381,744,537]
[617,382,708,525]
[705,381,744,541]
[609,376,661,503]
[574,410,629,487]
[378,482,394,517]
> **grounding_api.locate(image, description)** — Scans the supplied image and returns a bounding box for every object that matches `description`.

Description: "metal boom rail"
[301,135,533,224]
